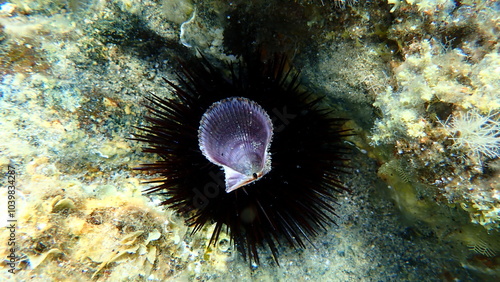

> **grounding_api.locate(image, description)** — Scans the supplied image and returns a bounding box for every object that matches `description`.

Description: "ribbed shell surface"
[198,97,273,192]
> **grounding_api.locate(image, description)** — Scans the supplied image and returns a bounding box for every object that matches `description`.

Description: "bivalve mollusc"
[198,97,273,193]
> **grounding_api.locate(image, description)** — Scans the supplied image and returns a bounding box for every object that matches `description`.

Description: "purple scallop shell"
[198,97,273,193]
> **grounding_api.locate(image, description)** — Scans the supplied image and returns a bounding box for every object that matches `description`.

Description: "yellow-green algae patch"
[0,1,234,279]
[0,155,237,280]
[348,118,500,276]
[365,0,500,234]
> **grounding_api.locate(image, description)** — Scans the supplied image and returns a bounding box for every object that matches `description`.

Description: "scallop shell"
[198,97,273,193]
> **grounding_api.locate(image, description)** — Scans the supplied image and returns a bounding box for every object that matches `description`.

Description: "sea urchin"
[133,53,352,265]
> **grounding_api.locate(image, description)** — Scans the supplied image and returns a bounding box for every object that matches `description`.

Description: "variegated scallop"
[198,97,273,193]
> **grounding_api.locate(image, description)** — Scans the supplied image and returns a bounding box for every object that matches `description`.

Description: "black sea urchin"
[134,54,352,265]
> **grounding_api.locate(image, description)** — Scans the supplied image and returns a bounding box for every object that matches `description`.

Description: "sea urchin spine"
[134,54,352,265]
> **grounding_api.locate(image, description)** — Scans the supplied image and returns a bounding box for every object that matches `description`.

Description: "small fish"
[198,97,273,193]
